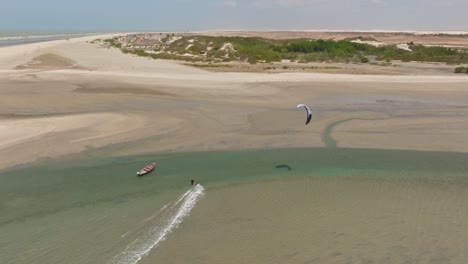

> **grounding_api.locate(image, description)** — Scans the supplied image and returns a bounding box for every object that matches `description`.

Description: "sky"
[1,0,467,31]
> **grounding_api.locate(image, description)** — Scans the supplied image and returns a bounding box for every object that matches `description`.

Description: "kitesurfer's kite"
[297,104,312,125]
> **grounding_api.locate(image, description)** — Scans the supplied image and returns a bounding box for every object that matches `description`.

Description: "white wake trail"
[111,185,205,264]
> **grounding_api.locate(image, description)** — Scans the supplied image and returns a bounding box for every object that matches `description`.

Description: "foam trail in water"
[111,185,205,264]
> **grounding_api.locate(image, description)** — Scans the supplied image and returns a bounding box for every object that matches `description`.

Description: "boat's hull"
[136,163,156,176]
[137,169,153,176]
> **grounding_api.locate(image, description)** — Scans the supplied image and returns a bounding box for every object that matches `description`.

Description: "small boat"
[136,162,156,176]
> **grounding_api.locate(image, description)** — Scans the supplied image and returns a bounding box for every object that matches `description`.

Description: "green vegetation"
[345,36,379,42]
[184,63,233,68]
[375,45,467,64]
[105,35,468,65]
[122,48,198,62]
[150,53,198,62]
[170,36,281,63]
[103,38,122,48]
[272,39,372,62]
[454,66,468,74]
[125,49,146,57]
[360,57,369,63]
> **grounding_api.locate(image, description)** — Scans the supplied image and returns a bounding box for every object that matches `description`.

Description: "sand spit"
[15,53,78,69]
[0,113,126,149]
[0,112,182,170]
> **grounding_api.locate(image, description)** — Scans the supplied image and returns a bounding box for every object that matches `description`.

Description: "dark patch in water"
[275,164,292,171]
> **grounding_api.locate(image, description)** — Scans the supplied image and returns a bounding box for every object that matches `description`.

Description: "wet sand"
[1,35,468,171]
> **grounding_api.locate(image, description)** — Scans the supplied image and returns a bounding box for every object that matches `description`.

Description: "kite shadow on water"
[275,164,292,171]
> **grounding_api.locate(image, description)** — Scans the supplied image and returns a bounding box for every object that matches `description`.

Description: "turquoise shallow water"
[1,147,468,264]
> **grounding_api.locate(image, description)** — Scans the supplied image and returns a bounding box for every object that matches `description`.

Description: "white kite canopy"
[297,104,312,125]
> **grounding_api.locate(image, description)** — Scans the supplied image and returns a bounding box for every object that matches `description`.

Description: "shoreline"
[0,33,102,48]
[180,60,461,75]
[1,33,468,171]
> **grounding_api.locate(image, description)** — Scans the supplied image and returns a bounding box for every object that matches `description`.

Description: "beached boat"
[136,162,156,176]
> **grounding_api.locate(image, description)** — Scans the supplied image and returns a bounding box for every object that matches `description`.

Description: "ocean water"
[0,31,101,47]
[1,148,468,264]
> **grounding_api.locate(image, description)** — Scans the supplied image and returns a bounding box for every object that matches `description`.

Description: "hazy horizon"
[1,0,467,32]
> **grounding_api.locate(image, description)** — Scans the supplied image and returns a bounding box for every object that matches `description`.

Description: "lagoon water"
[1,148,468,264]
